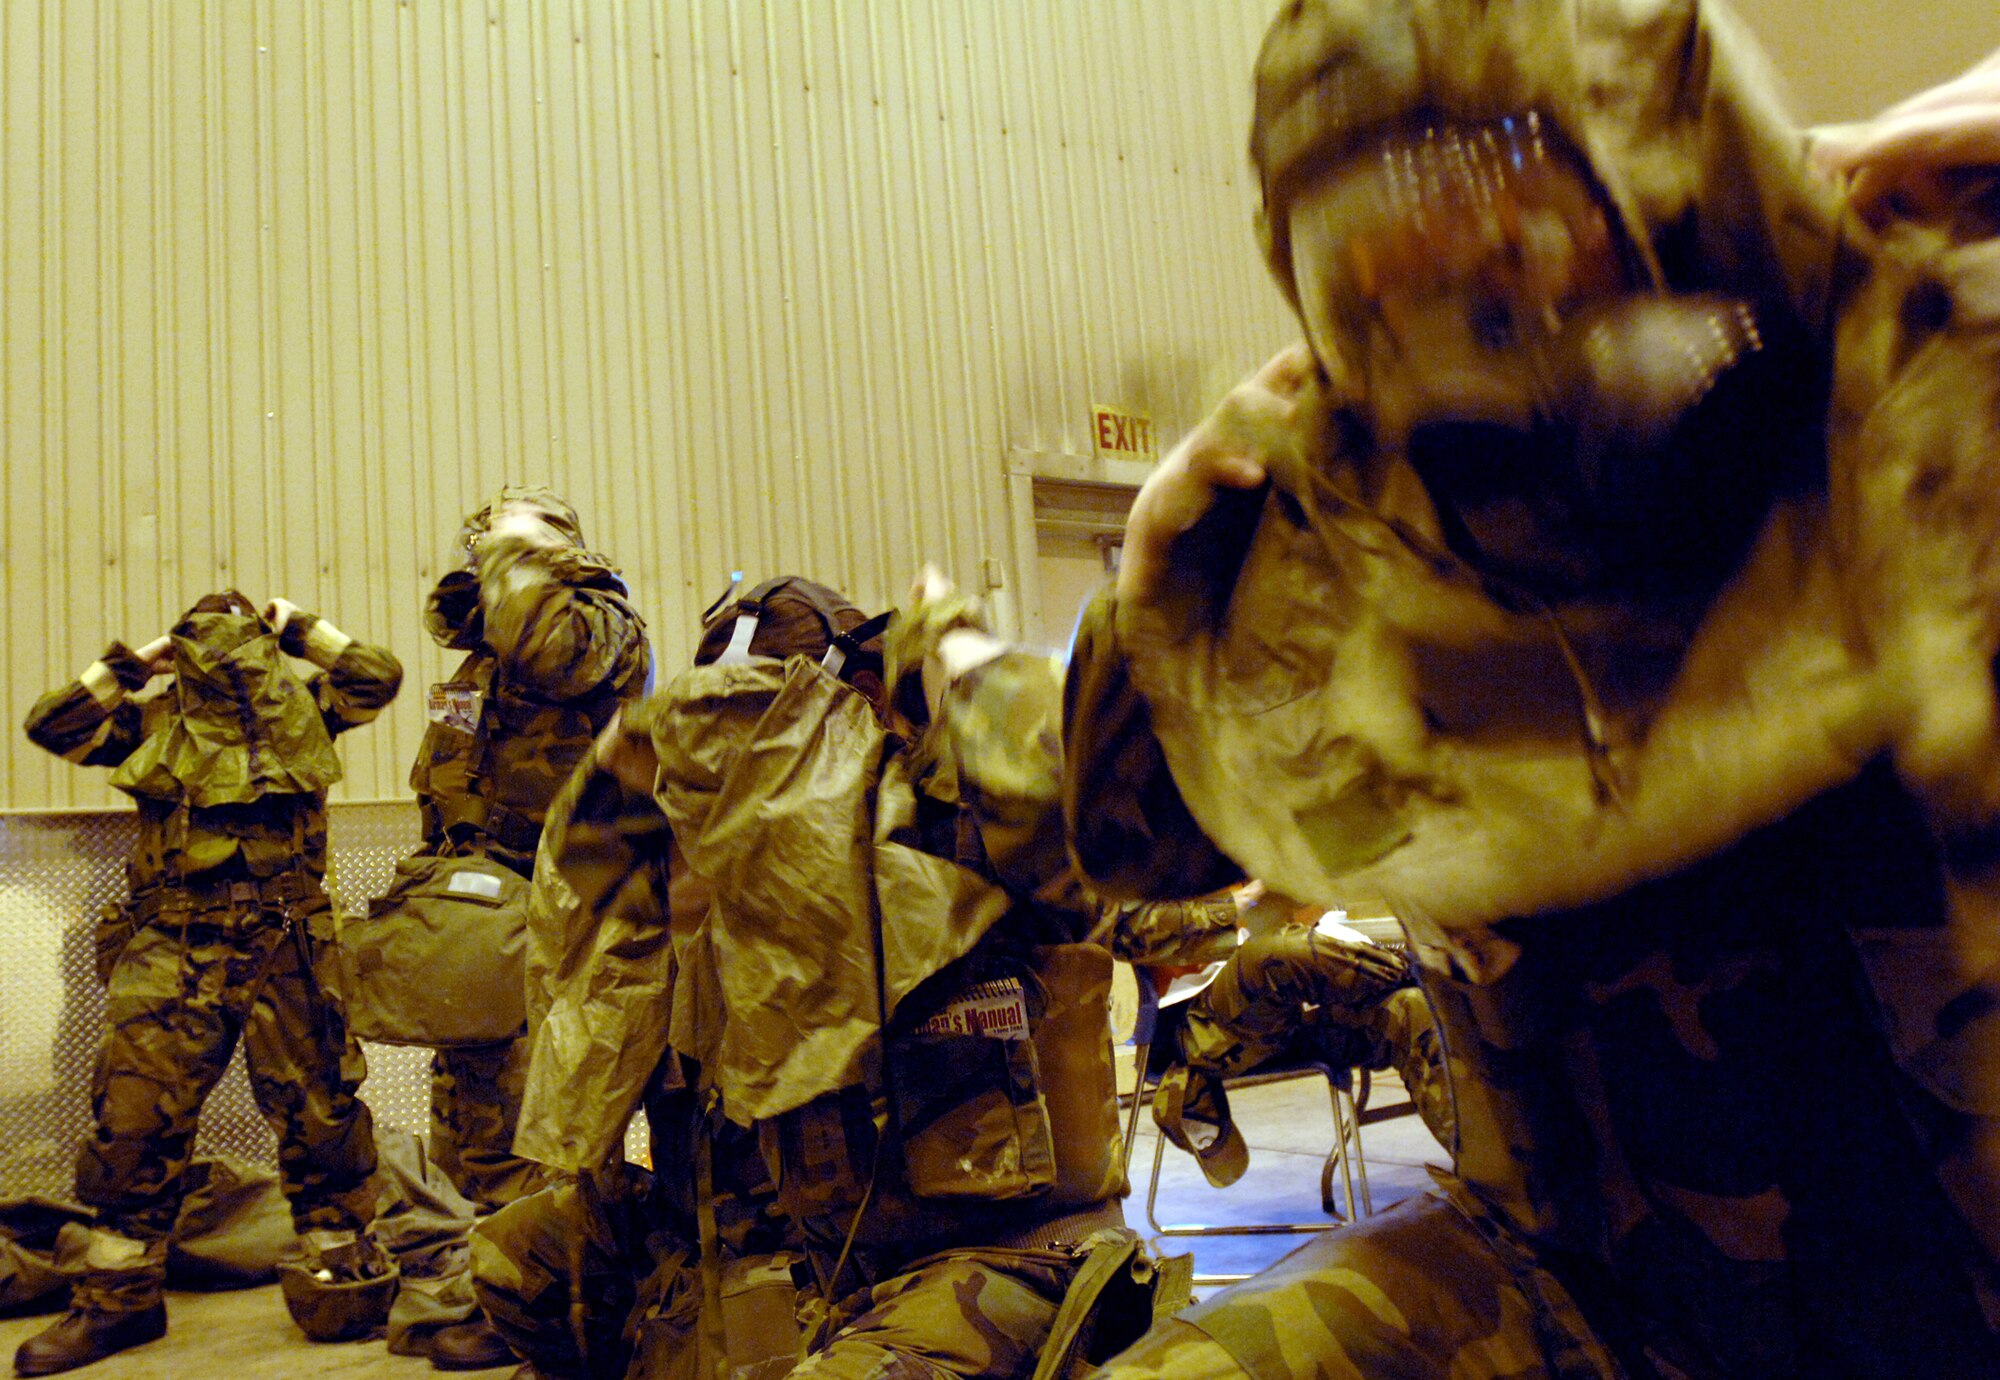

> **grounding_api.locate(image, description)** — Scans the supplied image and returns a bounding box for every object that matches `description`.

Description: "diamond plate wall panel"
[0,802,435,1202]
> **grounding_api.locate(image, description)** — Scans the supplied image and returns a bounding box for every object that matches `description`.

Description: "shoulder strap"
[711,579,796,667]
[699,571,745,625]
[713,580,888,682]
[824,610,893,679]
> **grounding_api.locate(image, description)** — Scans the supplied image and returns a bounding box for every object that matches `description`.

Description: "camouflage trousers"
[475,1176,1122,1380]
[791,1246,1083,1380]
[431,1033,548,1211]
[78,906,378,1257]
[1092,1185,1624,1380]
[472,1165,682,1380]
[1178,930,1456,1150]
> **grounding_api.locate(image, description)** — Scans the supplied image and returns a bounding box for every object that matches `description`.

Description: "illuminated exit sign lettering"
[1091,404,1155,463]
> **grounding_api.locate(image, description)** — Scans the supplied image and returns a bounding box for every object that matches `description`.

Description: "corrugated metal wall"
[1,0,1297,810]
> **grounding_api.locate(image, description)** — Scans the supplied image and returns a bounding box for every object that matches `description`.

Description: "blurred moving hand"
[1117,343,1314,607]
[1814,47,2000,220]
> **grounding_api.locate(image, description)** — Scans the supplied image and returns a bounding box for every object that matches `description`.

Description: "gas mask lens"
[1291,113,1630,441]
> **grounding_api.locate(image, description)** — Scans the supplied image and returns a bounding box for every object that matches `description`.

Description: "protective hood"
[1119,0,2000,929]
[109,593,342,807]
[458,484,586,553]
[1252,0,1843,356]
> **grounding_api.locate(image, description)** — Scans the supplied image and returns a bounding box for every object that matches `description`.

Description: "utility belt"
[128,869,322,924]
[92,870,322,984]
[433,795,543,857]
[986,1199,1127,1253]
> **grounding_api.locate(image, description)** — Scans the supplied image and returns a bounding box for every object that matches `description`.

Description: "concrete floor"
[0,1075,1446,1378]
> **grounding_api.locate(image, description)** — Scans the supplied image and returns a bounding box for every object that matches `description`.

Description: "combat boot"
[13,1229,166,1376]
[429,1313,519,1371]
[278,1227,400,1342]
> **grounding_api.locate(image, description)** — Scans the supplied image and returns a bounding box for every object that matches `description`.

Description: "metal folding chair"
[1118,965,1372,1285]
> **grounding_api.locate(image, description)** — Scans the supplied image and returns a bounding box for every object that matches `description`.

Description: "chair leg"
[1322,1083,1349,1218]
[1121,1041,1152,1173]
[1321,1080,1373,1219]
[1148,1099,1337,1240]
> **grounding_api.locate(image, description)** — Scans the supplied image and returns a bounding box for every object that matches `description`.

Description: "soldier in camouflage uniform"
[472,577,1237,1380]
[454,723,796,1380]
[1154,928,1454,1187]
[15,592,402,1375]
[1063,1,2000,1376]
[408,486,650,1371]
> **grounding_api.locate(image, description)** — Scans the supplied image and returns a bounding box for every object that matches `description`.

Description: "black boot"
[13,1302,167,1376]
[430,1315,520,1371]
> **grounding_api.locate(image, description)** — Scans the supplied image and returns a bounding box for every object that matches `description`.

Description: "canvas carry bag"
[341,851,529,1047]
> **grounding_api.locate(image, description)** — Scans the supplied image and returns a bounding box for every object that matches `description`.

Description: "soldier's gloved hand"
[483,502,567,551]
[1813,46,2000,222]
[1117,342,1314,608]
[264,597,303,636]
[595,708,660,797]
[133,635,175,678]
[265,599,356,666]
[901,564,1005,720]
[886,564,994,726]
[906,562,954,608]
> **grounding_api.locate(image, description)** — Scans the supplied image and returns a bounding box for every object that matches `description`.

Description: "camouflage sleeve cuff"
[98,642,153,695]
[1103,897,1245,964]
[424,570,485,649]
[78,661,123,707]
[322,640,404,719]
[280,612,354,667]
[277,612,314,659]
[473,531,566,596]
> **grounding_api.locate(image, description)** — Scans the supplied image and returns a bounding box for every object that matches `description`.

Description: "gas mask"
[1289,115,1774,600]
[168,591,271,673]
[109,591,341,807]
[456,485,586,568]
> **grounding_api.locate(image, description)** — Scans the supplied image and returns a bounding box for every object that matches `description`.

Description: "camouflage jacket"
[516,621,1235,1249]
[412,534,650,875]
[1068,0,2000,1372]
[25,618,401,889]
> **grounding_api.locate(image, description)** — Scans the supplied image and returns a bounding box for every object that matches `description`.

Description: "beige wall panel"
[3,0,1298,809]
[7,1,1991,809]
[1730,0,2000,125]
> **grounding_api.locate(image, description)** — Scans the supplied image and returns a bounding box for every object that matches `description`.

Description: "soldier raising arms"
[15,592,402,1375]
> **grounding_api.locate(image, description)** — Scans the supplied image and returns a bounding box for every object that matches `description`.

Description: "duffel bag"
[342,852,528,1047]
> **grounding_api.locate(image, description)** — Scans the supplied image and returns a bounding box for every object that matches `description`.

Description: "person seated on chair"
[1150,918,1455,1193]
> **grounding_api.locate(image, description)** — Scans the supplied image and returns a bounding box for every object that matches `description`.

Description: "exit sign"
[1091,404,1155,463]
